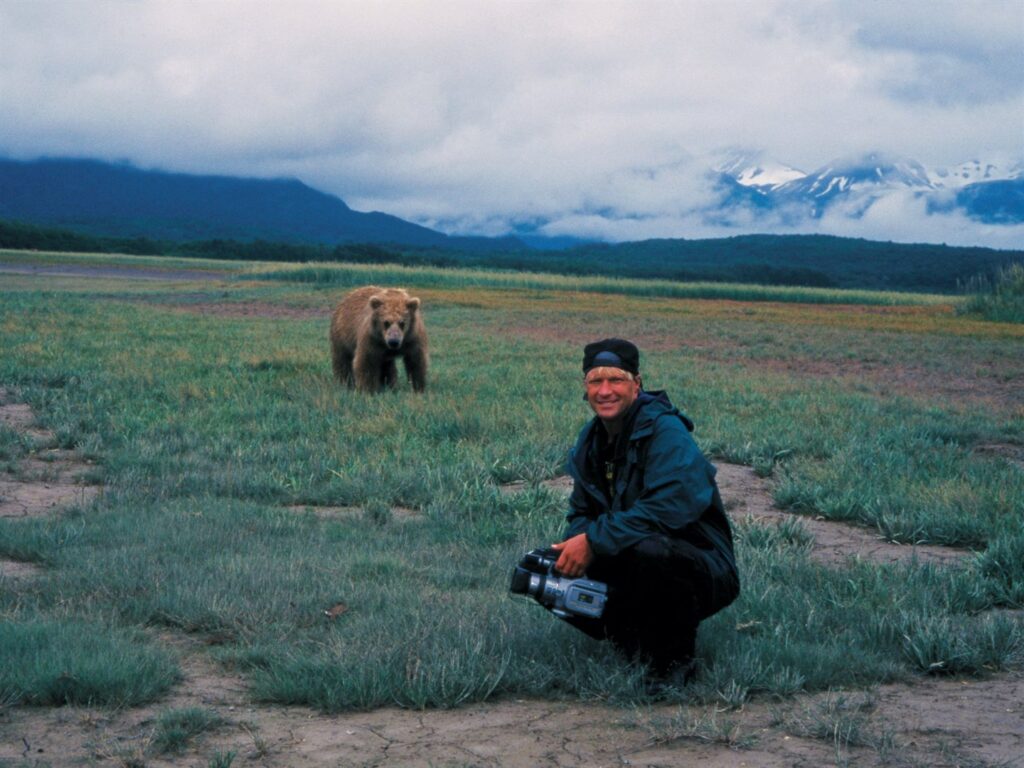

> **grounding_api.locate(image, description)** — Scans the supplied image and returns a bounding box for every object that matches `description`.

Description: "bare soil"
[0,388,101,587]
[747,356,1024,414]
[161,300,327,320]
[284,504,423,523]
[714,463,970,567]
[2,655,1021,767]
[0,262,230,282]
[974,442,1024,471]
[0,558,43,581]
[0,390,101,522]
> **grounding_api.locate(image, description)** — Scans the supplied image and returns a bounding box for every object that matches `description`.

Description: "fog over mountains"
[0,153,1021,251]
[711,150,1023,226]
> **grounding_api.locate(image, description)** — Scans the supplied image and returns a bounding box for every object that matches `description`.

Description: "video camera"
[509,547,608,620]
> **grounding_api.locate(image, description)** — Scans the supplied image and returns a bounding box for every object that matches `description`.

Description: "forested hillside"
[2,218,1021,293]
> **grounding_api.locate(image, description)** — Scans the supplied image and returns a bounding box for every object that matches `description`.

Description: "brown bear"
[329,286,429,393]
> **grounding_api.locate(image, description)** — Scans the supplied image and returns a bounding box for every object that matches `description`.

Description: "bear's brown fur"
[329,286,429,393]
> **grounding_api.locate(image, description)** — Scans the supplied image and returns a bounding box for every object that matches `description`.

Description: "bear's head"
[370,290,420,350]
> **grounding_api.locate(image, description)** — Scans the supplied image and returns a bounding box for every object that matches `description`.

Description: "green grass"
[246,260,956,306]
[150,707,226,754]
[961,262,1024,323]
[0,619,179,707]
[0,251,1021,712]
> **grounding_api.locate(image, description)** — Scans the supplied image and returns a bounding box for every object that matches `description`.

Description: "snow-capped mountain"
[714,150,1023,223]
[775,153,933,198]
[714,149,806,190]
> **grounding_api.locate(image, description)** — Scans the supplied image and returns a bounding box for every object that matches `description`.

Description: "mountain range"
[0,153,1021,251]
[712,150,1024,225]
[0,157,521,251]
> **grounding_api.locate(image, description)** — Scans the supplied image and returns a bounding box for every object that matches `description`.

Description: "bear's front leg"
[382,358,399,389]
[332,347,355,387]
[353,350,381,393]
[403,348,428,392]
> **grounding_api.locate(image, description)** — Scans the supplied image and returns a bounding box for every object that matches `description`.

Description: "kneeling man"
[552,338,740,688]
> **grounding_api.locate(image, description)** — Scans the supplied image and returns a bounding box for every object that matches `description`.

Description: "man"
[551,338,739,688]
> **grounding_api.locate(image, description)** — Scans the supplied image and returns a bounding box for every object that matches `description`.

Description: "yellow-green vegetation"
[247,260,959,306]
[960,262,1024,324]
[0,250,1021,712]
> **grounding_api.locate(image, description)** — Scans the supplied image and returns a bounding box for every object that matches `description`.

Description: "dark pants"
[562,534,726,673]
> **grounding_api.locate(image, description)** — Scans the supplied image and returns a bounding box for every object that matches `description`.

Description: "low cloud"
[0,0,1021,247]
[532,187,1024,251]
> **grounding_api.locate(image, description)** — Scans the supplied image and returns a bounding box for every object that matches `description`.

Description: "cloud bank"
[0,0,1021,246]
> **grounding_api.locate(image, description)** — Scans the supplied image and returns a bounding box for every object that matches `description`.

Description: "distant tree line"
[2,217,1021,294]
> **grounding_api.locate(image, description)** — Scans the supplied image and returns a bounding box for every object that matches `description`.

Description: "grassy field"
[1,248,1022,716]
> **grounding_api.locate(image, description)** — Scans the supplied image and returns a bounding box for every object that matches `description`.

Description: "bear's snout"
[384,326,404,348]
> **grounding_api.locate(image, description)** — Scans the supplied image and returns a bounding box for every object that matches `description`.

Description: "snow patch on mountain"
[929,159,1021,188]
[713,149,805,190]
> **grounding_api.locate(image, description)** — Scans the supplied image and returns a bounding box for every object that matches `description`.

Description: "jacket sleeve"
[585,415,716,556]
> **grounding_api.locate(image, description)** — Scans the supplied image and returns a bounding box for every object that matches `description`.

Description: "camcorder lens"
[509,567,533,595]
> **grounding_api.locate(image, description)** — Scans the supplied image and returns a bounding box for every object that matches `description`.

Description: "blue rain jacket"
[563,390,739,613]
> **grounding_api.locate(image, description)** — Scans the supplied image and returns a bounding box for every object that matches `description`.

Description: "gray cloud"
[1,0,1021,247]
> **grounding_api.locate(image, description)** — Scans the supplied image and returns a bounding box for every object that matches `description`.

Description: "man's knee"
[620,534,710,582]
[630,534,676,561]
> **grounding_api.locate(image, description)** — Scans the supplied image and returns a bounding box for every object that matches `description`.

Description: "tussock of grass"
[151,707,226,754]
[0,620,179,706]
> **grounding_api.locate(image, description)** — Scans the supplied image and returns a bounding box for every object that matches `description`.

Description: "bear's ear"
[369,296,384,310]
[406,297,420,313]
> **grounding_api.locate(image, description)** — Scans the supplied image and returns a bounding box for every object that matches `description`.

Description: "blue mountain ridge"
[0,157,522,251]
[719,152,1024,224]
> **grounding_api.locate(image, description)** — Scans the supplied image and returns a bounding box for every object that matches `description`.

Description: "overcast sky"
[2,0,1022,247]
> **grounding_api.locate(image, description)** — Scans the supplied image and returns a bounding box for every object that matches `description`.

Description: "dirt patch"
[749,356,1024,412]
[3,669,1022,767]
[714,462,970,567]
[285,504,423,523]
[0,261,230,282]
[0,389,101,519]
[0,558,43,581]
[154,299,328,320]
[152,632,251,711]
[0,400,33,428]
[499,475,574,495]
[974,442,1024,471]
[0,480,97,520]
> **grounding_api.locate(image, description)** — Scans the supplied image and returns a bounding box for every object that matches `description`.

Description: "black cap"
[582,338,640,375]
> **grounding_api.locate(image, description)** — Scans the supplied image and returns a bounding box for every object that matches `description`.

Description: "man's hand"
[551,533,593,577]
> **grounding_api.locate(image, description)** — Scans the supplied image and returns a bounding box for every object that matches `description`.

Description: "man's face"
[584,366,641,427]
